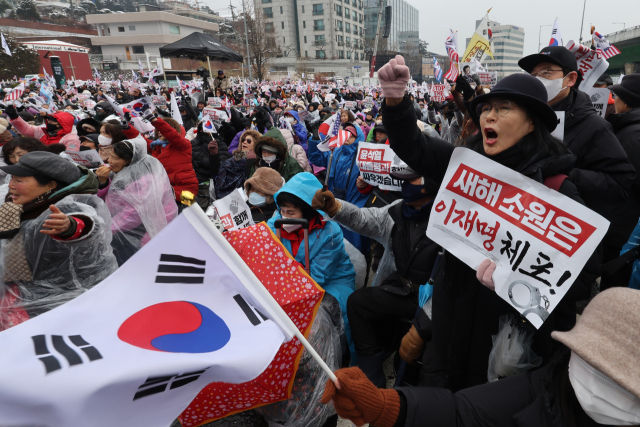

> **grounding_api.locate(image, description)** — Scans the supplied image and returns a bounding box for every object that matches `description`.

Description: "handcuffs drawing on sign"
[508,280,550,323]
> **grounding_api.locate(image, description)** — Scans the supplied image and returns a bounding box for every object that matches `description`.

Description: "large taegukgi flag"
[0,206,323,427]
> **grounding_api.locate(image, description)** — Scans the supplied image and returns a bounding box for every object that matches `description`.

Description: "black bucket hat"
[469,73,559,132]
[610,75,640,109]
[518,45,583,86]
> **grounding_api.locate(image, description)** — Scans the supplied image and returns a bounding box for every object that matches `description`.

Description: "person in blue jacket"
[283,110,309,153]
[267,172,356,363]
[308,122,369,253]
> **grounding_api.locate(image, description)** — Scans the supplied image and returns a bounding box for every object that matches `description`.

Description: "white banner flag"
[65,149,104,168]
[566,40,609,91]
[356,141,407,191]
[213,188,254,231]
[0,206,285,427]
[427,148,609,328]
[0,32,11,56]
[170,92,183,126]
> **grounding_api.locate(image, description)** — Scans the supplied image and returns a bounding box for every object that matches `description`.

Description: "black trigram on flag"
[233,294,268,326]
[133,368,209,401]
[155,254,206,284]
[32,335,102,374]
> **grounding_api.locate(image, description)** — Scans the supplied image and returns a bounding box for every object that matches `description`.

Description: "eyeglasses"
[530,69,564,79]
[476,100,513,118]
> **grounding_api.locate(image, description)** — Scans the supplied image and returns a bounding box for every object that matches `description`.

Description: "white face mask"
[569,352,640,425]
[248,192,267,207]
[98,135,112,146]
[286,117,296,124]
[536,75,567,102]
[262,154,277,165]
[282,223,301,233]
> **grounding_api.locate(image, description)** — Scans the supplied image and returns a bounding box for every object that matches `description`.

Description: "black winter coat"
[190,132,230,183]
[552,89,636,221]
[382,97,599,392]
[395,349,600,427]
[609,108,640,191]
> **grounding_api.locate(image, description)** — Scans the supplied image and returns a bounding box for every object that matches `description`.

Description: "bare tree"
[241,1,278,82]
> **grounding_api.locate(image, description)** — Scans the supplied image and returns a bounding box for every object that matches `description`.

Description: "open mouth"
[484,128,498,144]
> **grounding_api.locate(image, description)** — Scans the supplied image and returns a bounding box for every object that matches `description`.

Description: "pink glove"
[476,259,496,291]
[377,55,410,99]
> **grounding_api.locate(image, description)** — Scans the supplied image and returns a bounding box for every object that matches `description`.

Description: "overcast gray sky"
[201,0,638,56]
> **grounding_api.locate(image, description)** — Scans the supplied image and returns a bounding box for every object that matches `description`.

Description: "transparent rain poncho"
[257,296,342,427]
[98,135,178,265]
[0,194,118,330]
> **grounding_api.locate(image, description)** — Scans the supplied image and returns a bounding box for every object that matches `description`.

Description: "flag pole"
[183,206,338,383]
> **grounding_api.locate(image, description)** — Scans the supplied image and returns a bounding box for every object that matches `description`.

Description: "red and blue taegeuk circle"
[117,301,231,353]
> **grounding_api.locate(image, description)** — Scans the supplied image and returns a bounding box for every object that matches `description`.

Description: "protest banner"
[355,142,407,191]
[586,88,610,118]
[65,150,104,168]
[477,71,498,87]
[427,148,609,328]
[363,102,374,109]
[430,84,449,102]
[213,189,254,231]
[343,101,356,110]
[202,107,229,122]
[151,95,167,106]
[207,97,223,108]
[566,41,609,91]
[297,110,311,121]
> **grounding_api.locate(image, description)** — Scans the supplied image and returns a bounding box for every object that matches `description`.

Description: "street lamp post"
[538,24,552,52]
[613,22,626,30]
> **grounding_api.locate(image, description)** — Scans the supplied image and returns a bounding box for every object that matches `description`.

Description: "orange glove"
[399,325,425,365]
[320,367,400,427]
[311,189,342,217]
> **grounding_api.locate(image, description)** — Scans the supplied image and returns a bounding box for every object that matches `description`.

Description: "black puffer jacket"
[552,89,635,220]
[190,130,230,183]
[395,348,600,427]
[382,97,599,392]
[608,108,640,191]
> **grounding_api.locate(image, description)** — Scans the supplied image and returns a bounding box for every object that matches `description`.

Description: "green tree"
[16,0,40,21]
[0,33,41,80]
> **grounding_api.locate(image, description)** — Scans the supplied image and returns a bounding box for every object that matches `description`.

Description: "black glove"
[4,105,18,120]
[142,110,157,122]
[123,111,132,122]
[455,75,475,101]
[427,101,435,110]
[156,108,170,118]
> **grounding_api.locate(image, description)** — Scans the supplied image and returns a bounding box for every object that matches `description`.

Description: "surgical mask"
[262,154,277,165]
[286,117,295,123]
[282,223,302,233]
[248,192,267,207]
[98,135,112,146]
[569,352,640,425]
[536,76,567,102]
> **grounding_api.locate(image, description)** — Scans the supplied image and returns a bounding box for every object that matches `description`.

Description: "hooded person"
[280,128,312,173]
[308,122,369,252]
[93,101,115,122]
[312,166,442,387]
[267,172,357,362]
[95,138,178,266]
[75,117,102,137]
[378,57,599,392]
[283,110,309,152]
[4,107,80,151]
[249,127,304,182]
[0,152,118,328]
[322,288,640,427]
[116,91,133,104]
[244,166,284,223]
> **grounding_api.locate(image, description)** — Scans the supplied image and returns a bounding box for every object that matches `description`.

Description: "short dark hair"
[33,174,67,190]
[112,141,135,164]
[3,137,47,164]
[276,192,321,222]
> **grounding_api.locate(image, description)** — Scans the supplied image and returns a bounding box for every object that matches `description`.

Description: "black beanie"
[610,75,640,109]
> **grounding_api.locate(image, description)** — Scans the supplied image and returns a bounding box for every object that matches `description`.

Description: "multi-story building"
[363,0,418,54]
[256,0,368,75]
[86,9,219,70]
[421,52,449,83]
[466,19,525,80]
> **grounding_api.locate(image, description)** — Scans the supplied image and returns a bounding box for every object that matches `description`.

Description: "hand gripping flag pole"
[182,205,338,383]
[323,109,343,191]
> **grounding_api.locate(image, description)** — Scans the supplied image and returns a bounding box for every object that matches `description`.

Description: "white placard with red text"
[355,142,407,191]
[429,84,449,102]
[65,150,104,168]
[427,148,609,328]
[213,188,254,231]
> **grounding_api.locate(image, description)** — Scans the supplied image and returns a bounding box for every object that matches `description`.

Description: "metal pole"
[145,52,151,70]
[242,0,252,79]
[68,53,76,80]
[161,56,168,88]
[369,0,384,77]
[538,25,551,52]
[579,0,587,43]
